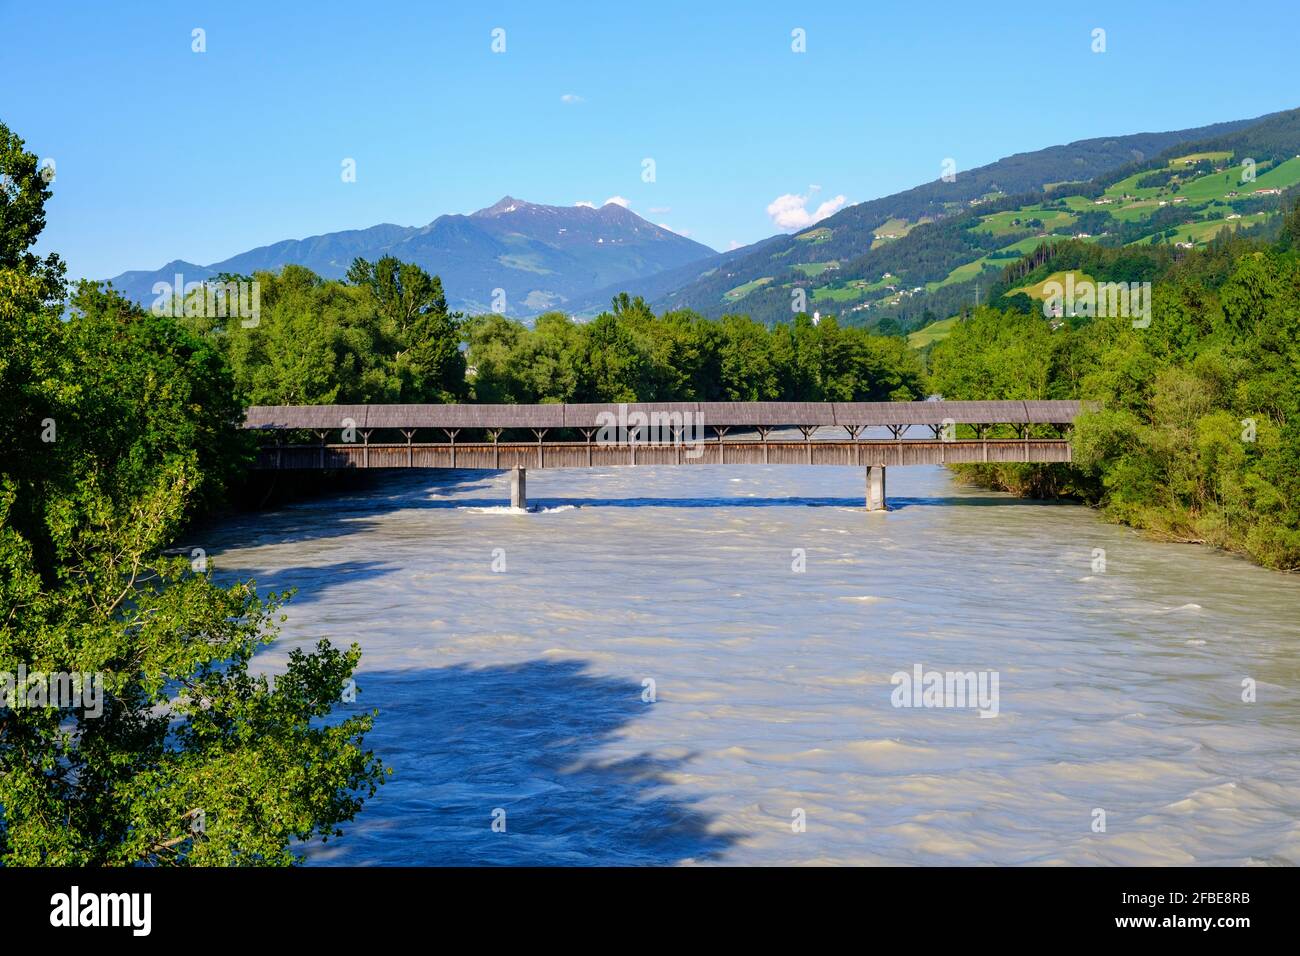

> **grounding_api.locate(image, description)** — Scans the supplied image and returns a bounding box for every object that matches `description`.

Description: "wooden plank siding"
[252,439,1073,471]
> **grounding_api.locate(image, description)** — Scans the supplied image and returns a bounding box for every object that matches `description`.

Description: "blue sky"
[3,0,1297,281]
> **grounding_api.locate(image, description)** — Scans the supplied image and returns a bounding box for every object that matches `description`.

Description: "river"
[205,463,1300,865]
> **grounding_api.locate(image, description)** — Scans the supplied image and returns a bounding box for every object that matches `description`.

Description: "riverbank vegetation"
[0,121,387,864]
[928,208,1300,570]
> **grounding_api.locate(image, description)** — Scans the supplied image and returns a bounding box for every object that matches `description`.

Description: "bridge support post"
[866,465,887,512]
[510,466,527,511]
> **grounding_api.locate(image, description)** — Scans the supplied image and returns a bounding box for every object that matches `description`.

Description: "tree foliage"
[187,257,465,405]
[0,120,386,865]
[930,211,1300,569]
[465,297,924,404]
[0,123,64,299]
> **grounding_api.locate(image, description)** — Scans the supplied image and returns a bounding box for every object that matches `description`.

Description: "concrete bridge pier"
[866,465,887,512]
[510,466,527,511]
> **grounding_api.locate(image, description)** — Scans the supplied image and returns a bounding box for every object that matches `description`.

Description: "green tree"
[573,312,651,402]
[0,121,63,299]
[718,314,781,400]
[348,256,466,401]
[0,125,386,864]
[464,312,527,402]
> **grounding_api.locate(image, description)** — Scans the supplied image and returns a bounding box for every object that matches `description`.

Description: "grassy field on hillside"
[714,146,1300,322]
[796,227,832,244]
[870,217,927,248]
[1007,269,1099,300]
[1125,212,1270,247]
[926,236,1050,293]
[723,276,773,301]
[793,260,838,277]
[974,206,1074,236]
[906,315,959,347]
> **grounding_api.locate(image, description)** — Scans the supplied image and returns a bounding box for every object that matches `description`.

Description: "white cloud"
[603,195,631,208]
[728,240,744,250]
[657,222,691,237]
[765,186,847,231]
[649,205,671,214]
[560,93,584,104]
[574,200,596,208]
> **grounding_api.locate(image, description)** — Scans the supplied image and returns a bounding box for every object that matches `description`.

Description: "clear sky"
[3,0,1297,281]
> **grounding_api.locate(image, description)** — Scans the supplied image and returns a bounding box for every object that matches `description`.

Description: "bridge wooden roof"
[244,400,1085,430]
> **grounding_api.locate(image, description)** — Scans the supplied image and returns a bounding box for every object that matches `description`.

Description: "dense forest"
[182,271,925,406]
[929,205,1300,570]
[464,294,924,404]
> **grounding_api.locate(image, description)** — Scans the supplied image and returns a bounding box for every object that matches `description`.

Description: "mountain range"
[109,107,1300,328]
[108,197,716,317]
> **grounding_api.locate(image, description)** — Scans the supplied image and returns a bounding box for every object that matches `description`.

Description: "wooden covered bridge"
[243,400,1084,511]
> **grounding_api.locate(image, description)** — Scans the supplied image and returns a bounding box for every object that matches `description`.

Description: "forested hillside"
[658,108,1300,331]
[927,203,1300,570]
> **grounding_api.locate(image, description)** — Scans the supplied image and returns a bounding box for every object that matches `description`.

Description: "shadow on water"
[308,659,743,866]
[882,495,1078,511]
[193,471,498,549]
[212,559,398,607]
